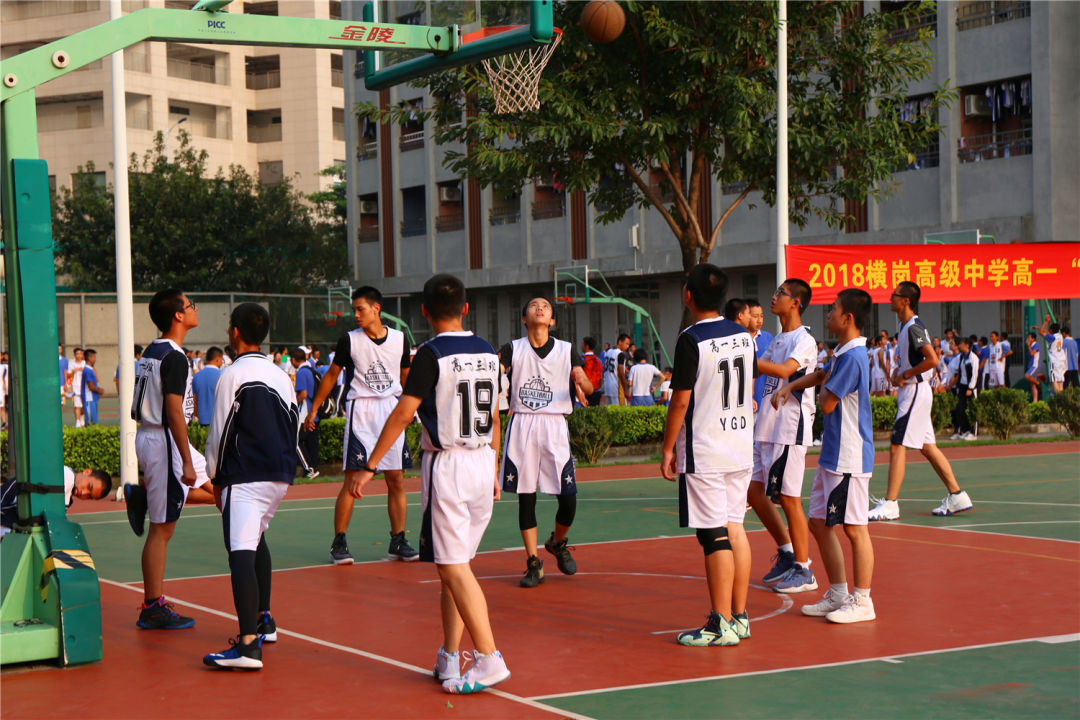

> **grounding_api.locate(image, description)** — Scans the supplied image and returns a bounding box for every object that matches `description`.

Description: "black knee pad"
[696,527,731,555]
[555,493,577,528]
[518,493,538,531]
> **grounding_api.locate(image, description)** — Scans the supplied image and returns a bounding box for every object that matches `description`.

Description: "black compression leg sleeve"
[255,535,272,612]
[228,549,259,635]
[518,492,538,531]
[555,493,577,528]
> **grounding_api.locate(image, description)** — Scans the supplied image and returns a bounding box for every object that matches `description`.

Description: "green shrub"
[187,423,209,454]
[931,391,957,432]
[1047,387,1080,437]
[870,396,898,430]
[602,405,667,445]
[1027,400,1053,424]
[969,388,1030,440]
[567,406,614,464]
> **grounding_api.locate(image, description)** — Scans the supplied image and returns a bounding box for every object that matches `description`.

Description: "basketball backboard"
[363,0,554,90]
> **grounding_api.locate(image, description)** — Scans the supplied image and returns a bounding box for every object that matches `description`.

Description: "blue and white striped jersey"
[404,332,500,452]
[672,317,757,474]
[819,337,874,475]
[897,316,933,384]
[132,338,192,427]
[206,351,299,487]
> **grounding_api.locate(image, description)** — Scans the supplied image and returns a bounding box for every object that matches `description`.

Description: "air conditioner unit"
[358,200,378,214]
[439,186,462,203]
[964,94,990,118]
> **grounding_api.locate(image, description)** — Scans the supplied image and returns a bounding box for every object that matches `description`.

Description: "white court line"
[888,521,1080,545]
[531,633,1080,701]
[98,578,596,720]
[942,520,1080,529]
[898,498,1080,508]
[879,658,904,664]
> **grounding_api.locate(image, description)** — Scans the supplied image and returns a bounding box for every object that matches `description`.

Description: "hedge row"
[4,389,1076,476]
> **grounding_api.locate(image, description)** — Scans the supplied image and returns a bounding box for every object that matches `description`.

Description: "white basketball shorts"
[500,413,576,496]
[221,481,289,552]
[892,382,936,449]
[419,447,496,565]
[751,441,808,500]
[678,468,752,529]
[343,396,411,472]
[808,466,871,526]
[135,426,210,525]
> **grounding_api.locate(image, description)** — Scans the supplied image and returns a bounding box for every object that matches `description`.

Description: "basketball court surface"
[3,441,1078,718]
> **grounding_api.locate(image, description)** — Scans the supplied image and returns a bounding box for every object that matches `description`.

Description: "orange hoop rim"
[462,25,562,46]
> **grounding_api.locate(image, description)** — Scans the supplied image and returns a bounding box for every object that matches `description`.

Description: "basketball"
[580,0,625,44]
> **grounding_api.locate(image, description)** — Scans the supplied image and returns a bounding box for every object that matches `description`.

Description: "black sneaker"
[329,532,354,565]
[544,532,578,575]
[124,484,148,537]
[520,556,544,588]
[257,611,277,643]
[387,531,420,562]
[137,597,195,629]
[203,635,263,670]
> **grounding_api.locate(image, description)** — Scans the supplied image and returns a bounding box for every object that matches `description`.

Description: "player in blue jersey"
[773,289,877,623]
[348,274,509,695]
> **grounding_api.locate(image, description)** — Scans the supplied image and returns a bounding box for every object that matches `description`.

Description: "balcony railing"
[400,218,426,237]
[357,141,377,160]
[532,198,565,220]
[193,119,231,140]
[489,206,520,226]
[399,129,424,151]
[957,127,1032,163]
[957,1,1030,31]
[247,124,282,143]
[435,212,465,233]
[167,57,225,85]
[357,226,378,243]
[246,69,280,90]
[899,149,941,171]
[887,10,937,44]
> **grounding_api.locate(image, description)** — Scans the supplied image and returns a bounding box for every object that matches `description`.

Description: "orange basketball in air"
[580,0,625,44]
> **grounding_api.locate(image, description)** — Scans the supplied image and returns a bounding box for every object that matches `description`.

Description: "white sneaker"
[949,432,961,440]
[867,497,899,522]
[931,490,974,516]
[801,588,848,617]
[960,432,977,441]
[442,650,510,694]
[433,646,461,682]
[826,593,876,624]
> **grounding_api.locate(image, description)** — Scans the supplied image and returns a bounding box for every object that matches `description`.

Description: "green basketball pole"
[0,4,460,667]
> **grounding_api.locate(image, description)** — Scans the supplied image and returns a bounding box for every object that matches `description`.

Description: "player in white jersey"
[499,298,593,588]
[662,264,756,647]
[351,274,509,695]
[869,335,889,396]
[304,286,415,565]
[602,334,630,404]
[749,278,819,594]
[868,282,973,522]
[69,347,86,427]
[1036,314,1066,393]
[987,331,1010,388]
[203,303,298,670]
[126,289,214,630]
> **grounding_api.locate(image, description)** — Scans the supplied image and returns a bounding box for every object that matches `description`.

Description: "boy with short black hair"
[1036,315,1066,394]
[662,263,756,646]
[749,278,819,594]
[127,288,215,629]
[81,349,104,425]
[500,297,593,587]
[772,289,877,623]
[580,336,604,407]
[627,348,662,407]
[350,273,509,694]
[951,335,979,440]
[303,286,416,565]
[202,303,298,670]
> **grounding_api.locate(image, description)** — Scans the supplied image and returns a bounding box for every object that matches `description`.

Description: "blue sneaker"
[124,484,147,537]
[203,635,263,670]
[137,596,195,629]
[676,612,740,647]
[773,564,818,594]
[762,549,795,584]
[257,611,277,643]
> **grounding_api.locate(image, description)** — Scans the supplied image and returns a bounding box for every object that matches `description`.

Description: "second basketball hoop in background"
[581,1,625,44]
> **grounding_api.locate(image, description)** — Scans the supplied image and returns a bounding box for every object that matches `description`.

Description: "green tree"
[357,1,951,271]
[53,131,348,292]
[307,163,347,253]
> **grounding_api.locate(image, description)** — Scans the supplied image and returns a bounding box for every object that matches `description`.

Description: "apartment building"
[1,0,346,198]
[344,1,1077,355]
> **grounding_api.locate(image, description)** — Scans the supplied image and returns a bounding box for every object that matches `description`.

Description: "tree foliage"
[52,132,348,292]
[357,0,951,271]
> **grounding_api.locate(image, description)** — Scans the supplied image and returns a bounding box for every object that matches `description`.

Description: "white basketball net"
[481,31,562,114]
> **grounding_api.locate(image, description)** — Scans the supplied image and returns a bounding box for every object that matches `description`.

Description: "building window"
[36,94,105,132]
[245,55,280,89]
[331,54,343,88]
[883,0,937,44]
[489,185,520,226]
[167,44,228,85]
[895,94,940,170]
[245,1,278,16]
[72,171,106,191]
[400,186,426,237]
[957,76,1032,163]
[941,302,962,336]
[258,161,284,185]
[170,100,231,139]
[742,273,759,302]
[126,93,152,130]
[956,1,1030,31]
[358,192,378,242]
[399,98,424,151]
[1,1,100,21]
[332,108,345,141]
[247,109,282,143]
[329,0,341,20]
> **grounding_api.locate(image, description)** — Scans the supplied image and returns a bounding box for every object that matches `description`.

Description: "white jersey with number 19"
[407,332,500,452]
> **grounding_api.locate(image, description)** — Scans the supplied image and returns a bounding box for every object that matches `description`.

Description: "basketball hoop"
[468,27,562,114]
[324,311,342,327]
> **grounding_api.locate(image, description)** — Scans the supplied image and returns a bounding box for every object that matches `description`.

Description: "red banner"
[784,243,1080,305]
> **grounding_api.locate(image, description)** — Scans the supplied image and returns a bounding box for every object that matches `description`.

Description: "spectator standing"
[628,349,662,406]
[580,336,604,407]
[291,347,322,480]
[69,347,86,427]
[951,336,979,441]
[746,299,773,411]
[192,347,224,427]
[81,349,105,425]
[1063,326,1078,389]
